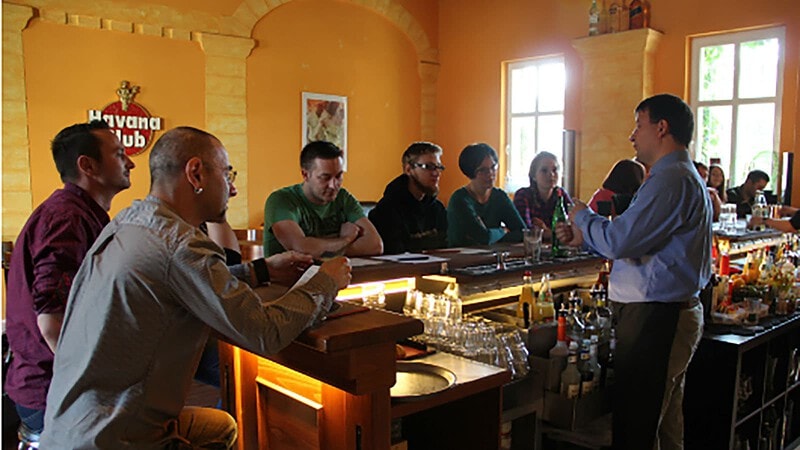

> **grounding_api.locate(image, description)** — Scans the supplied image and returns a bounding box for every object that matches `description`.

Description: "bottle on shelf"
[753,190,769,231]
[551,196,569,258]
[567,292,586,344]
[560,341,582,399]
[601,328,616,387]
[537,273,556,323]
[628,0,649,29]
[579,339,596,396]
[598,0,610,34]
[607,0,620,33]
[618,0,630,31]
[549,309,570,381]
[517,270,536,327]
[588,0,601,36]
[589,335,602,391]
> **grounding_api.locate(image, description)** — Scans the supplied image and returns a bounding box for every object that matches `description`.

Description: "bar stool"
[17,422,40,450]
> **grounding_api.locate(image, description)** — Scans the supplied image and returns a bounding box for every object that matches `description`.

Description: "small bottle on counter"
[537,273,556,322]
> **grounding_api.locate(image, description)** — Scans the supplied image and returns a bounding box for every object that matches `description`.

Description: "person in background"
[727,169,770,218]
[369,142,448,254]
[693,161,709,181]
[264,140,383,258]
[447,143,525,246]
[708,164,728,203]
[513,151,572,240]
[556,94,711,450]
[694,161,722,221]
[588,159,646,216]
[4,120,135,442]
[41,127,352,448]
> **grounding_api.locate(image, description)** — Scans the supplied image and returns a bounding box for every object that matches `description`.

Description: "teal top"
[263,184,365,256]
[446,187,525,246]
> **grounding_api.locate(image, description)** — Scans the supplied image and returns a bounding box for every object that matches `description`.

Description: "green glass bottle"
[551,195,569,258]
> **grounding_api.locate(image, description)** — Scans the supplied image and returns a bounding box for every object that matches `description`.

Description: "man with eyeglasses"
[368,142,448,254]
[264,140,383,257]
[41,127,352,448]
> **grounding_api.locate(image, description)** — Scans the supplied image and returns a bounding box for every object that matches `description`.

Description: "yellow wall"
[21,20,206,220]
[246,0,422,226]
[5,0,800,238]
[435,0,800,204]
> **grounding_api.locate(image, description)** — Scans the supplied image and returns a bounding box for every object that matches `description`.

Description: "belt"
[675,298,700,310]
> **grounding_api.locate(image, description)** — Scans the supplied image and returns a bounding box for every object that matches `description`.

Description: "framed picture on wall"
[302,92,348,170]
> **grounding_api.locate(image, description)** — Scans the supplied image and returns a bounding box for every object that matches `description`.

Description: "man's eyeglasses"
[411,162,446,172]
[475,164,498,176]
[225,167,238,184]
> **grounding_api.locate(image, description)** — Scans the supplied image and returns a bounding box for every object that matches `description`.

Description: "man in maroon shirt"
[4,120,135,437]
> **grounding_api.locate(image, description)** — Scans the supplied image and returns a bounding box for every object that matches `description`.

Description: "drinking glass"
[523,227,544,264]
[744,297,761,326]
[720,203,737,233]
[362,283,386,309]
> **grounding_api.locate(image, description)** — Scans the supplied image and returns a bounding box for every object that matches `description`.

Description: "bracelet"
[251,258,270,285]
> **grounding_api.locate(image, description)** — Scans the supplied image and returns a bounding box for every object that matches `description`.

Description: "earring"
[194,187,204,194]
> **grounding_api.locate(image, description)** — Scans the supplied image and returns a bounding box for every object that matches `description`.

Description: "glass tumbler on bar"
[523,227,544,263]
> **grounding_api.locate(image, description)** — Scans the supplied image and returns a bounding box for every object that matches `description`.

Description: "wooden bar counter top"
[221,245,600,449]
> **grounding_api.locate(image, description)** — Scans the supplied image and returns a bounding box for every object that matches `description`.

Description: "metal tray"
[390,362,457,401]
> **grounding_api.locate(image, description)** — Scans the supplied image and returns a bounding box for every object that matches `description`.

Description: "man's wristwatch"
[251,258,270,285]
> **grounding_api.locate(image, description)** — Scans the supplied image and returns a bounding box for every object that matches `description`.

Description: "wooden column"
[572,28,663,200]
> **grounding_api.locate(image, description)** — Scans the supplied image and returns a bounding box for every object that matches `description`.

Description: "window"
[690,26,785,190]
[504,57,566,193]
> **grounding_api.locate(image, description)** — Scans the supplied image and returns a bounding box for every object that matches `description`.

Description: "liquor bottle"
[589,335,602,391]
[582,290,600,340]
[588,0,600,36]
[601,328,616,386]
[549,309,570,385]
[598,0,610,34]
[537,273,556,323]
[579,339,596,396]
[560,341,582,399]
[567,293,586,345]
[753,190,769,231]
[618,0,630,31]
[628,0,649,29]
[551,196,569,257]
[608,0,620,33]
[517,270,535,327]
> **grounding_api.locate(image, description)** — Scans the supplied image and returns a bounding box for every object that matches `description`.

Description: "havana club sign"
[88,81,163,156]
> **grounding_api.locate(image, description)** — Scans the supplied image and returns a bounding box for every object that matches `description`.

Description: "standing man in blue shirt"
[556,94,711,450]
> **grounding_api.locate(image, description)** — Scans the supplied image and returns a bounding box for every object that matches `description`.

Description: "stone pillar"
[2,4,35,240]
[195,33,256,229]
[572,28,663,200]
[419,61,440,141]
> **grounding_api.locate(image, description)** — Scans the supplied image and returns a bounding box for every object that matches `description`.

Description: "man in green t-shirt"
[264,141,383,257]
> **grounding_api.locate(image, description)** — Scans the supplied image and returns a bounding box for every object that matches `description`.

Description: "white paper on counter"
[348,257,386,267]
[371,253,449,264]
[290,264,320,290]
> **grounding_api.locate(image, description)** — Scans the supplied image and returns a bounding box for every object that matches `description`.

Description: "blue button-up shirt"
[573,150,712,303]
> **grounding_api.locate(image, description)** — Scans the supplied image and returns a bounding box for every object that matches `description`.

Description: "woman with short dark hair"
[447,143,525,246]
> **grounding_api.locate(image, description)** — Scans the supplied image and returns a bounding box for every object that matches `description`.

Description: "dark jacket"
[369,174,448,254]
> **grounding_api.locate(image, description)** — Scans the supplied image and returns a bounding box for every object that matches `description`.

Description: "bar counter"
[221,245,603,450]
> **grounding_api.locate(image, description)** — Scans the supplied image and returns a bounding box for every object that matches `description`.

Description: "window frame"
[504,55,566,193]
[689,26,785,189]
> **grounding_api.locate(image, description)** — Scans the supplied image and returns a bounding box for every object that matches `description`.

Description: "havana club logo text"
[88,81,163,156]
